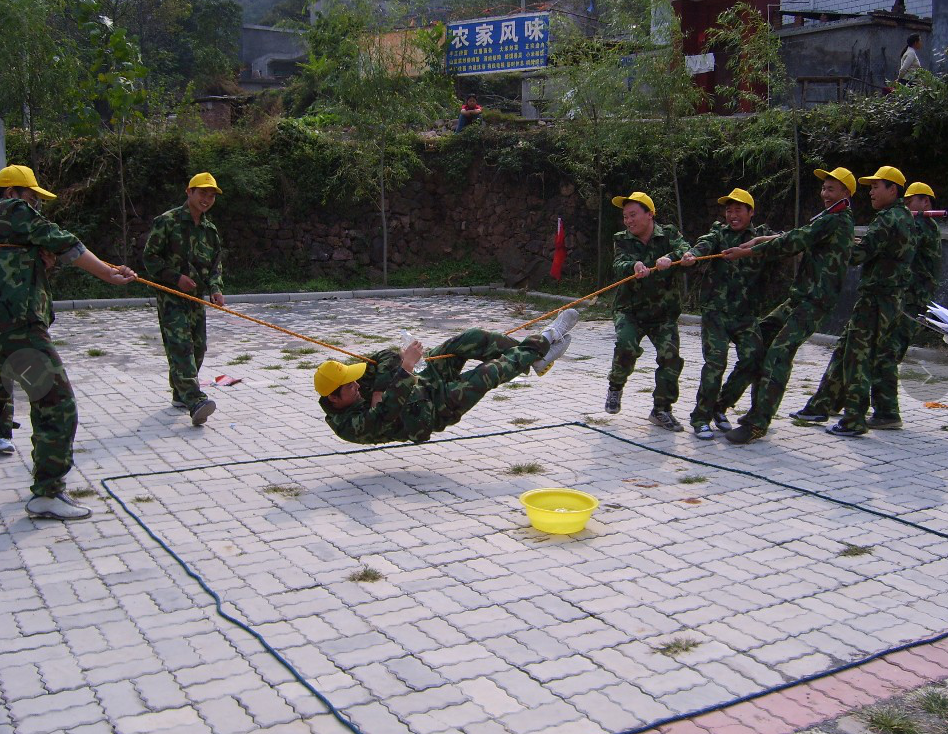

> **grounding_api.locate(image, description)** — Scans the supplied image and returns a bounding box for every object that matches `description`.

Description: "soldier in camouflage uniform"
[792,166,915,437]
[605,191,690,431]
[143,173,225,427]
[0,164,136,520]
[720,167,856,444]
[869,181,942,429]
[315,312,578,445]
[679,188,771,439]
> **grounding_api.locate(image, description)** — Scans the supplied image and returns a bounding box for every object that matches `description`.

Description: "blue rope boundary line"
[97,422,577,734]
[97,421,948,734]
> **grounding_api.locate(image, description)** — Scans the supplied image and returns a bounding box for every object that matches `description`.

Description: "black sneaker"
[867,415,902,430]
[712,411,732,432]
[825,421,867,437]
[789,409,828,423]
[605,388,622,414]
[190,399,217,426]
[649,409,684,432]
[693,424,714,440]
[724,425,766,444]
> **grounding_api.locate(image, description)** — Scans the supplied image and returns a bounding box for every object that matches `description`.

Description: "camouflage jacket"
[687,222,771,316]
[906,215,942,310]
[611,224,690,321]
[0,198,86,333]
[143,205,223,296]
[752,206,854,311]
[320,349,449,445]
[851,200,914,295]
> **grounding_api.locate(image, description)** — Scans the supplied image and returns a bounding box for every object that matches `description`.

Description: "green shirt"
[687,221,771,316]
[611,223,690,321]
[320,349,440,444]
[0,198,86,333]
[752,206,854,311]
[143,205,223,296]
[850,200,914,295]
[906,215,942,309]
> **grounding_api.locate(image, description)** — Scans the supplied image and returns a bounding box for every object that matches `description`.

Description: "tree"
[297,1,454,284]
[72,0,148,264]
[547,32,635,286]
[0,0,75,168]
[623,0,703,233]
[704,3,797,222]
[704,2,786,113]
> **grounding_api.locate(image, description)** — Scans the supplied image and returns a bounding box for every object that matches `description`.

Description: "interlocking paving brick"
[5,296,948,734]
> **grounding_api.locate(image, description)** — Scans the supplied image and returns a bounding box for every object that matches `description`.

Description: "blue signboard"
[446,13,550,76]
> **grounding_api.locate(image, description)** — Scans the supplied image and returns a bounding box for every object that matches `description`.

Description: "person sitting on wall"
[455,94,483,133]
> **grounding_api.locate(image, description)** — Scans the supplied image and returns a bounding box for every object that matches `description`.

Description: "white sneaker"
[542,308,580,345]
[0,438,13,454]
[533,334,572,376]
[26,493,92,520]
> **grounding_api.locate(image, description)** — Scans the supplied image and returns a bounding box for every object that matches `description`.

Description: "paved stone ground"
[2,295,948,734]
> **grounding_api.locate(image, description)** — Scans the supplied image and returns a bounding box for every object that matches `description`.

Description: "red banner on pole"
[550,217,566,280]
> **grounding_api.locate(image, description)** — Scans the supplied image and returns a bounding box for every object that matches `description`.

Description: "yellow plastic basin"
[520,488,599,534]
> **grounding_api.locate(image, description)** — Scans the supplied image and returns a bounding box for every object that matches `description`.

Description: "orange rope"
[425,253,725,361]
[4,243,727,367]
[108,266,377,364]
[0,245,376,364]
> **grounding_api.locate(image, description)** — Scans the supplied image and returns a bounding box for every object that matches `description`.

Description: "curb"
[52,285,948,364]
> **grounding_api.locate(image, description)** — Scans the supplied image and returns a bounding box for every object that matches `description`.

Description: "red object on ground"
[550,217,566,280]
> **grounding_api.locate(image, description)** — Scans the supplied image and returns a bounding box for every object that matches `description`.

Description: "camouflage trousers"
[870,304,924,419]
[690,312,763,428]
[0,324,78,497]
[422,328,548,431]
[736,298,829,431]
[802,292,900,431]
[0,379,12,439]
[608,311,683,411]
[156,293,208,408]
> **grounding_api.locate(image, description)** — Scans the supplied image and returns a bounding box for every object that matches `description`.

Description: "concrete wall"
[239,24,308,79]
[777,14,932,104]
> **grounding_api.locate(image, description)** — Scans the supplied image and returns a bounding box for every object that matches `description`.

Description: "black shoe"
[724,425,766,444]
[867,415,902,430]
[789,409,828,423]
[605,388,622,414]
[649,409,684,432]
[190,399,216,426]
[712,411,732,432]
[825,421,867,437]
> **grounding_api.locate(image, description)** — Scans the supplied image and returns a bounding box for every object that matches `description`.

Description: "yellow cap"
[314,360,367,397]
[717,188,755,209]
[0,165,56,201]
[858,166,906,187]
[905,182,935,199]
[610,191,655,215]
[187,172,222,194]
[814,167,857,195]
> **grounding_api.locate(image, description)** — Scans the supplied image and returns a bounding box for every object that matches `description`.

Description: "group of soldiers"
[0,165,224,520]
[604,164,941,444]
[0,160,941,521]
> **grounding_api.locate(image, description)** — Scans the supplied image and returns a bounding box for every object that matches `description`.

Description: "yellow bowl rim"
[519,487,600,512]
